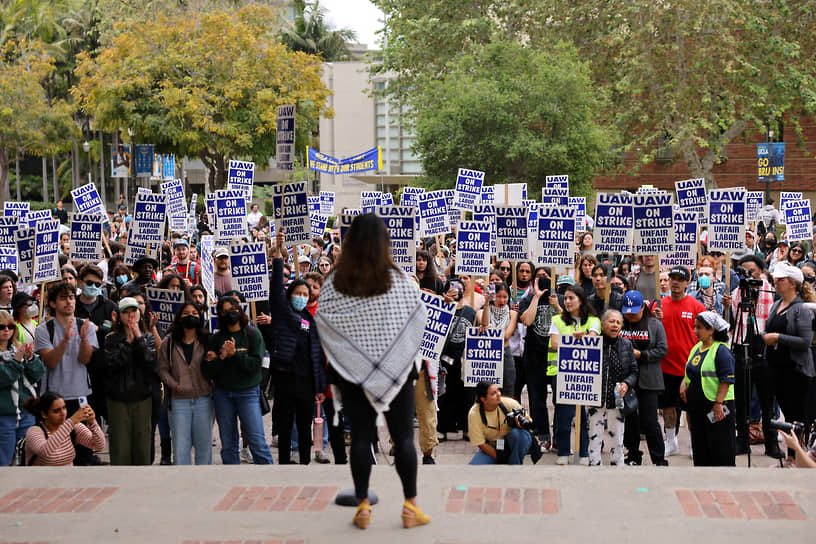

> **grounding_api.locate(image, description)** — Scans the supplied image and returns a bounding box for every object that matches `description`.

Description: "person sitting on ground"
[467,380,532,465]
[23,392,105,466]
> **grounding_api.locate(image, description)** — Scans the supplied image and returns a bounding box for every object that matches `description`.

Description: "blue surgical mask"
[291,295,308,312]
[116,275,128,285]
[83,284,101,298]
[698,275,711,289]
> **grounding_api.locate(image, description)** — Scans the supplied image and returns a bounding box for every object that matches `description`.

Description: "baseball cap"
[298,255,311,264]
[777,238,790,247]
[771,261,804,284]
[668,266,690,281]
[622,291,644,314]
[173,239,189,248]
[11,291,34,310]
[118,297,140,312]
[213,247,229,258]
[556,275,575,286]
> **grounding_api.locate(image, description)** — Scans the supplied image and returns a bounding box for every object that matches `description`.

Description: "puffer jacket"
[105,331,157,402]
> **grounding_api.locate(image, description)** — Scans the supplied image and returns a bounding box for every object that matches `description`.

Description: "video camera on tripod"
[734,266,765,307]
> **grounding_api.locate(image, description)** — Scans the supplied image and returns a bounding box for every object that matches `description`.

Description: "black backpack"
[15,423,76,466]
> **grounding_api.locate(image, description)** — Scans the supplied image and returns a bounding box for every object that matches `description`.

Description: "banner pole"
[655,255,661,303]
[573,403,582,465]
[39,283,47,322]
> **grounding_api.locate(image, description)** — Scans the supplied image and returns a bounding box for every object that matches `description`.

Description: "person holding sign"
[267,230,327,466]
[548,285,600,465]
[476,283,518,396]
[104,297,157,466]
[314,214,429,530]
[466,381,533,465]
[587,310,638,466]
[679,312,736,467]
[202,297,273,465]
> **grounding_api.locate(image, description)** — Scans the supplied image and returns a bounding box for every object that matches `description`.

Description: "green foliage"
[281,0,358,61]
[73,5,332,191]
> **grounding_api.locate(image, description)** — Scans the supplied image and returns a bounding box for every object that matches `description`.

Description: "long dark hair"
[416,249,438,283]
[169,302,209,344]
[216,295,249,329]
[158,272,192,300]
[333,214,399,297]
[24,391,63,423]
[559,285,595,326]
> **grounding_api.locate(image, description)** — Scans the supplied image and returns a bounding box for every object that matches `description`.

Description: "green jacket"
[0,349,46,417]
[202,325,265,391]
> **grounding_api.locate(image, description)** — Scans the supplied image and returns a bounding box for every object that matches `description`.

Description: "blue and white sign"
[146,287,185,338]
[227,160,255,200]
[526,202,539,259]
[419,292,456,364]
[661,211,698,268]
[746,191,764,222]
[569,197,586,228]
[0,216,18,247]
[495,206,529,262]
[14,227,34,285]
[33,219,60,283]
[131,193,167,244]
[161,179,187,232]
[707,188,746,252]
[124,238,151,266]
[541,187,569,207]
[276,104,296,170]
[783,199,813,242]
[25,210,51,228]
[464,327,504,387]
[479,186,495,205]
[308,196,320,214]
[376,205,416,275]
[361,191,382,213]
[779,191,802,226]
[162,155,175,180]
[456,221,491,276]
[200,235,215,303]
[444,190,459,228]
[400,187,424,207]
[556,335,603,407]
[338,211,361,243]
[69,214,104,263]
[382,193,394,206]
[205,193,217,230]
[633,193,674,255]
[3,202,28,219]
[71,183,106,217]
[675,178,706,212]
[418,191,450,237]
[319,191,335,216]
[545,175,569,189]
[229,242,269,302]
[214,189,248,246]
[137,187,152,195]
[310,212,328,239]
[272,181,310,246]
[472,204,496,255]
[134,144,154,178]
[453,168,485,211]
[535,206,577,269]
[0,247,17,275]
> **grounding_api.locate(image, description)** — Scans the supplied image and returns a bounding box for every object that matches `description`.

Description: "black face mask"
[222,310,241,326]
[181,315,201,329]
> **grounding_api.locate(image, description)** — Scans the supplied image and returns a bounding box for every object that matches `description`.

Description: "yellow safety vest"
[684,341,735,402]
[546,314,601,377]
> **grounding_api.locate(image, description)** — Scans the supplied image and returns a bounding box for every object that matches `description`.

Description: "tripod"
[731,297,760,468]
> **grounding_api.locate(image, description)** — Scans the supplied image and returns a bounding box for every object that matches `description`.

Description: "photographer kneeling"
[468,380,533,465]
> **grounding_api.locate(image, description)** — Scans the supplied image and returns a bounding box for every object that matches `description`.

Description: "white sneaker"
[556,456,569,465]
[314,449,331,464]
[240,446,252,464]
[664,437,679,457]
[578,457,589,466]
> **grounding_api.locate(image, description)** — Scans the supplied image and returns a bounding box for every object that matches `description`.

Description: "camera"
[507,408,535,431]
[735,267,763,304]
[770,419,805,434]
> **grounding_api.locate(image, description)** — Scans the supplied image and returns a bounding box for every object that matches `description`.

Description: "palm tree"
[280,0,357,61]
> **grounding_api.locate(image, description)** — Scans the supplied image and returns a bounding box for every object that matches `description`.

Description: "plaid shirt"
[730,278,775,342]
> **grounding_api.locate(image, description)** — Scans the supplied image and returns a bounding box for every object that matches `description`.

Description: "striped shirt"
[25,419,106,466]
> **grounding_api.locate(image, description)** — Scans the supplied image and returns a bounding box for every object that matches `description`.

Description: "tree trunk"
[51,156,58,202]
[0,148,10,205]
[42,156,48,202]
[678,120,748,191]
[15,151,21,201]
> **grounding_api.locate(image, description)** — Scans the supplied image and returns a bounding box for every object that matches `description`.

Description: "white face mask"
[26,304,39,317]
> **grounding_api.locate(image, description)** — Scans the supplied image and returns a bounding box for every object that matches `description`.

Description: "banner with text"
[69,214,104,263]
[419,292,456,364]
[455,221,491,276]
[464,327,504,387]
[555,335,602,407]
[707,188,746,252]
[376,206,416,275]
[633,193,674,255]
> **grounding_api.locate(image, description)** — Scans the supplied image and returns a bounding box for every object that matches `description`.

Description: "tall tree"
[280,0,358,60]
[535,0,816,188]
[73,5,332,191]
[412,40,615,196]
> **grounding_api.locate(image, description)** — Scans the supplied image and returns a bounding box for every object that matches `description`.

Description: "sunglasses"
[0,324,13,331]
[791,249,803,254]
[84,281,102,288]
[499,267,511,271]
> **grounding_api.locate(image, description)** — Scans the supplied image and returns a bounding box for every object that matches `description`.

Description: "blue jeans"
[213,386,273,465]
[552,379,589,457]
[0,413,34,466]
[469,428,532,465]
[169,395,214,465]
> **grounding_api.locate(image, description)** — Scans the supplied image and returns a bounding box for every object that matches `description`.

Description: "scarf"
[315,269,426,414]
[489,304,510,330]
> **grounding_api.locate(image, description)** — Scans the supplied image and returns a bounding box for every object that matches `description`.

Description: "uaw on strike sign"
[555,335,602,407]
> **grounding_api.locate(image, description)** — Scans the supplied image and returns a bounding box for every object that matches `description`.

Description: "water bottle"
[313,400,324,453]
[614,383,624,410]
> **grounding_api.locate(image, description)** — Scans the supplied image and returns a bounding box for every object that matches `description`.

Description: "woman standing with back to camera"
[315,214,430,530]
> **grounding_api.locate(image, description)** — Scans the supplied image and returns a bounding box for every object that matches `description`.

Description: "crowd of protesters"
[2,198,815,484]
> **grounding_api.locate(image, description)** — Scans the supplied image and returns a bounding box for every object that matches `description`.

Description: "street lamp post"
[82,141,92,184]
[764,129,773,203]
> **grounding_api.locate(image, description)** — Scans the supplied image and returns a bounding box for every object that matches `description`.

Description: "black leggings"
[322,397,348,464]
[339,377,417,500]
[623,388,665,464]
[273,377,314,465]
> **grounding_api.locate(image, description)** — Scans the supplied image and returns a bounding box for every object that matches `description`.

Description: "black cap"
[133,256,159,270]
[668,266,691,281]
[11,291,34,310]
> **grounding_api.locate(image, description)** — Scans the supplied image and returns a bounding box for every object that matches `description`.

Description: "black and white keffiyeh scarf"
[315,269,426,414]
